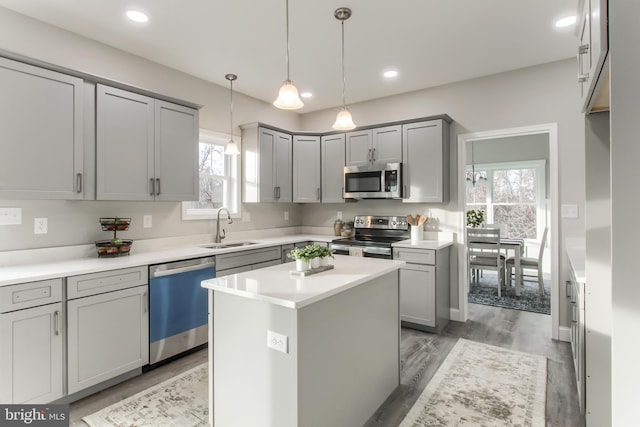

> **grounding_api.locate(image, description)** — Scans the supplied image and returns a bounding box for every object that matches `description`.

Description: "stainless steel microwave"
[343,163,402,199]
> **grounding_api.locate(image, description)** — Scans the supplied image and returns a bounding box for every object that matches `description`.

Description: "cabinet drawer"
[216,246,281,270]
[0,279,63,313]
[67,266,148,299]
[393,247,436,265]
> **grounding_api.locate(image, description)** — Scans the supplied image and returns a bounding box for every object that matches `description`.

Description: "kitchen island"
[201,255,405,427]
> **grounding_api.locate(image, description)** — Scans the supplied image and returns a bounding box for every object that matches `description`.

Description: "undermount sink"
[201,241,259,249]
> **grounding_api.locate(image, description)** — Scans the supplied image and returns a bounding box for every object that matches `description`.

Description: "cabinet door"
[155,101,199,201]
[293,135,321,203]
[402,120,449,203]
[321,134,346,203]
[67,285,149,394]
[0,58,84,200]
[577,0,592,105]
[399,264,436,327]
[372,125,402,164]
[345,130,372,166]
[258,128,277,202]
[0,303,63,403]
[97,84,154,200]
[274,132,293,203]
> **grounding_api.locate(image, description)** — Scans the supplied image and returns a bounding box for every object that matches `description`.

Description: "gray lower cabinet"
[241,124,292,203]
[321,133,346,203]
[567,269,586,413]
[393,246,450,333]
[402,119,450,203]
[96,84,198,201]
[293,135,321,203]
[216,246,282,276]
[0,279,64,404]
[66,267,149,395]
[0,57,84,200]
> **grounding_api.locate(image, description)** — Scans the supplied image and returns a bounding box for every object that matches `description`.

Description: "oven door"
[362,246,393,259]
[330,243,392,259]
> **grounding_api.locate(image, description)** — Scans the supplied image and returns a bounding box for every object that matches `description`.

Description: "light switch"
[561,204,579,219]
[284,211,289,221]
[143,215,152,228]
[0,208,22,225]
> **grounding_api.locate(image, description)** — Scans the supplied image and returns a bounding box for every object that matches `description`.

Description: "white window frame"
[181,129,241,220]
[466,160,546,241]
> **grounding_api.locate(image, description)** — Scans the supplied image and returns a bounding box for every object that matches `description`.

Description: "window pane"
[494,204,536,238]
[493,169,536,204]
[465,177,487,204]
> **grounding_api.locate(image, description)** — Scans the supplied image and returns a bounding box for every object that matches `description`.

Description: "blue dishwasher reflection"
[149,257,215,364]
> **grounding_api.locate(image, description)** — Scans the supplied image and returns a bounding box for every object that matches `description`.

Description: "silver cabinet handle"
[368,148,372,163]
[54,310,60,336]
[565,281,571,299]
[371,148,376,162]
[150,178,155,196]
[316,188,320,200]
[156,178,161,196]
[578,44,589,55]
[276,186,281,199]
[76,173,82,193]
[577,74,589,83]
[274,187,278,199]
[143,292,148,313]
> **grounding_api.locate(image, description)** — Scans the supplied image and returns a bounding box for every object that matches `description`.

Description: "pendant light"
[224,74,240,156]
[332,7,356,131]
[273,0,304,110]
[466,141,486,186]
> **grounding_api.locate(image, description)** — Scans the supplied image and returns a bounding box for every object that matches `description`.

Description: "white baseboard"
[558,326,571,342]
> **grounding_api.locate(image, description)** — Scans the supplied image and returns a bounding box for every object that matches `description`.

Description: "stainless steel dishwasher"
[148,256,215,365]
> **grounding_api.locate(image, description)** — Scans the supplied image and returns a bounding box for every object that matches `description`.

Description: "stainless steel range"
[330,215,409,259]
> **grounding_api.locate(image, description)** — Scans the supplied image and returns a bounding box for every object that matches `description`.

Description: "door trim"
[456,123,560,340]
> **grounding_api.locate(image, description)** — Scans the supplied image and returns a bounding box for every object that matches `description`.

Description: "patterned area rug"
[468,272,551,315]
[400,338,547,427]
[83,364,208,427]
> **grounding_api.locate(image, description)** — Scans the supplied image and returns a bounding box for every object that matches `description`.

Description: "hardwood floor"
[70,303,585,426]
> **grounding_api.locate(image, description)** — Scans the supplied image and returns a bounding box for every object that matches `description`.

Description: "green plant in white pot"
[466,209,485,228]
[288,246,312,271]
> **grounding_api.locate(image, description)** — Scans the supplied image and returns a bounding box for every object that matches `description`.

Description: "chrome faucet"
[215,207,233,243]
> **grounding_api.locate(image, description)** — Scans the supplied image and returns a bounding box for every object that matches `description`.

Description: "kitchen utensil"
[418,215,428,226]
[407,214,415,226]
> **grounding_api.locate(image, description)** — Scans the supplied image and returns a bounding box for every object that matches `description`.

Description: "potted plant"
[466,209,485,228]
[315,244,334,266]
[288,246,313,271]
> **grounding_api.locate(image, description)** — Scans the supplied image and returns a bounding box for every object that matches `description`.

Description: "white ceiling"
[0,0,578,113]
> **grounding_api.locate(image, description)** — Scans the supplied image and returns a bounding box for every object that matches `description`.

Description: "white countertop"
[202,255,405,309]
[0,234,335,287]
[566,244,586,284]
[392,239,454,250]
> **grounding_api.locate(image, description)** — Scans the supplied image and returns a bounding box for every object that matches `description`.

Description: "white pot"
[320,256,329,267]
[295,259,310,271]
[310,257,321,269]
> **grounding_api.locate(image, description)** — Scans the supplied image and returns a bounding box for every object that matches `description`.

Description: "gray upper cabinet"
[402,119,450,203]
[293,135,321,203]
[578,0,608,113]
[96,84,198,201]
[0,57,84,200]
[321,133,346,203]
[345,125,402,166]
[242,125,292,203]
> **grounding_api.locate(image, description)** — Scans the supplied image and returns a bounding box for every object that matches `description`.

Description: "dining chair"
[467,227,506,296]
[506,227,548,296]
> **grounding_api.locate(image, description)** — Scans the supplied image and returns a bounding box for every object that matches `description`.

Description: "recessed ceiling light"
[555,15,576,28]
[126,10,149,23]
[300,92,313,98]
[383,70,398,78]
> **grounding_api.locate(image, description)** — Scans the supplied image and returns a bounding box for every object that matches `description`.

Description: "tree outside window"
[182,129,240,220]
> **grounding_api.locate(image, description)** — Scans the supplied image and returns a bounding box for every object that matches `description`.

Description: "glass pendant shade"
[332,108,356,130]
[224,139,240,155]
[273,80,304,110]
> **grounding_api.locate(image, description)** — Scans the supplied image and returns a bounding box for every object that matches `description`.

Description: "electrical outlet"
[267,330,288,354]
[337,211,343,220]
[143,215,152,228]
[284,211,289,221]
[0,208,21,225]
[561,204,579,219]
[34,218,48,234]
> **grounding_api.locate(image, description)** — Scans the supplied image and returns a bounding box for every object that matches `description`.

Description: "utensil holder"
[411,224,423,242]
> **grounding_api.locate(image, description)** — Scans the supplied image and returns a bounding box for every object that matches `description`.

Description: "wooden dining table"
[500,238,525,296]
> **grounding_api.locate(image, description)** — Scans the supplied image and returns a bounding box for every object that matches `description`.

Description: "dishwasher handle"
[150,257,216,278]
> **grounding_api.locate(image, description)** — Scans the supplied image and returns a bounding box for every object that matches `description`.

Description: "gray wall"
[300,59,585,326]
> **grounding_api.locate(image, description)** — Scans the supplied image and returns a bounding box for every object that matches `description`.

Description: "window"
[466,160,546,240]
[182,129,240,220]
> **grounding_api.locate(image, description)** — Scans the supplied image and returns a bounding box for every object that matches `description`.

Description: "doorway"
[457,123,560,340]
